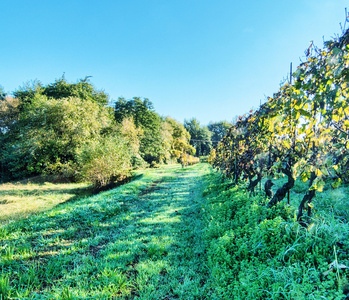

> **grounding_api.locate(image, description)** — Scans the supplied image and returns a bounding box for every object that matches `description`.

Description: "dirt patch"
[89,244,105,257]
[139,180,164,196]
[88,236,112,257]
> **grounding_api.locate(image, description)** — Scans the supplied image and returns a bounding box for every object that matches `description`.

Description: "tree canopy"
[0,80,198,185]
[207,120,232,143]
[184,118,212,156]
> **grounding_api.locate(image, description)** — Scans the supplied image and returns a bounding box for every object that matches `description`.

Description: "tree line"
[0,77,230,187]
[209,28,349,226]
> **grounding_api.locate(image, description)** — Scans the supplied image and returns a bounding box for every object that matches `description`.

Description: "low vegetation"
[0,179,92,225]
[0,164,212,299]
[1,164,348,299]
[202,170,349,299]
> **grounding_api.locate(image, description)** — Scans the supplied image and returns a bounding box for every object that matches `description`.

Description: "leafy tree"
[0,85,6,101]
[0,91,20,182]
[114,97,163,163]
[14,76,109,108]
[3,94,112,180]
[118,117,146,168]
[161,117,195,163]
[207,121,232,143]
[3,76,113,181]
[0,96,20,135]
[119,117,143,155]
[184,118,212,156]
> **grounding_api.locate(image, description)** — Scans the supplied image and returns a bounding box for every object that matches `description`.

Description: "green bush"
[150,161,160,168]
[76,135,132,187]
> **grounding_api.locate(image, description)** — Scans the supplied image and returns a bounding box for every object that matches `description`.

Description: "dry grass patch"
[0,181,92,224]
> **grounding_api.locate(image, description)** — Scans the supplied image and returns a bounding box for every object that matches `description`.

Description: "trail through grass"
[0,163,212,299]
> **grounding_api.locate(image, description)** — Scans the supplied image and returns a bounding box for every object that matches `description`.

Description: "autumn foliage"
[210,29,349,225]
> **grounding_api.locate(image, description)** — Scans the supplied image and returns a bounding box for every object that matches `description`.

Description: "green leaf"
[331,178,342,189]
[310,176,325,192]
[301,172,309,183]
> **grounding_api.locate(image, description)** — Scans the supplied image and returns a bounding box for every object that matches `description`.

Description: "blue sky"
[1,1,348,124]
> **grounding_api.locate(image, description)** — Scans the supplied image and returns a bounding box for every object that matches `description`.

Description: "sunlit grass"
[0,163,212,298]
[3,164,346,298]
[0,180,92,225]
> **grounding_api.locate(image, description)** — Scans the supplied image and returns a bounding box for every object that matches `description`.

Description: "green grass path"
[0,163,212,299]
[118,163,211,299]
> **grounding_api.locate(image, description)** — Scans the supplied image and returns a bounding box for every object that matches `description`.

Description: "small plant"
[3,245,14,260]
[0,228,7,239]
[60,287,75,300]
[100,268,133,296]
[0,274,10,300]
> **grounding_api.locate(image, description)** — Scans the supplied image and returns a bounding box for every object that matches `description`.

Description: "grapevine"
[209,28,349,226]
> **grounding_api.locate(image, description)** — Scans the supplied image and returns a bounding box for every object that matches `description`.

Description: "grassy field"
[0,180,93,225]
[0,164,212,299]
[1,164,349,299]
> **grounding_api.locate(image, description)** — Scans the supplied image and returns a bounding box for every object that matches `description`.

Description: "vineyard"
[209,28,349,227]
[3,2,349,298]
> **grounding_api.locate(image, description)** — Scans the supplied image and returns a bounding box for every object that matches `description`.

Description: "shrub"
[180,153,200,167]
[150,161,160,168]
[76,135,132,187]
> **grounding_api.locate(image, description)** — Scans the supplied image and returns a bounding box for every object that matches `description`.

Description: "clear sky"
[1,0,348,124]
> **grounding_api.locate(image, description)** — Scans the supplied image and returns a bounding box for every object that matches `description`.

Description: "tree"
[208,121,232,143]
[0,85,6,101]
[0,90,20,182]
[3,77,113,181]
[14,76,109,108]
[0,96,20,135]
[114,97,163,163]
[3,94,112,180]
[118,117,146,168]
[161,117,195,163]
[184,118,212,156]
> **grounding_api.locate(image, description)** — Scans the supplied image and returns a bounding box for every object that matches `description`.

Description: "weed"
[0,274,10,300]
[202,171,349,299]
[60,287,75,300]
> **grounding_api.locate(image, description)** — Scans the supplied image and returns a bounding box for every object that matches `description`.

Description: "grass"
[1,164,349,299]
[0,180,93,225]
[0,163,212,299]
[202,171,349,299]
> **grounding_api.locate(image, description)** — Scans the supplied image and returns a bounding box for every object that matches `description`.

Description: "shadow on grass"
[92,174,145,194]
[0,165,210,298]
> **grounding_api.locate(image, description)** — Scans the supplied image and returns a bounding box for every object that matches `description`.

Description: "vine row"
[209,29,349,226]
